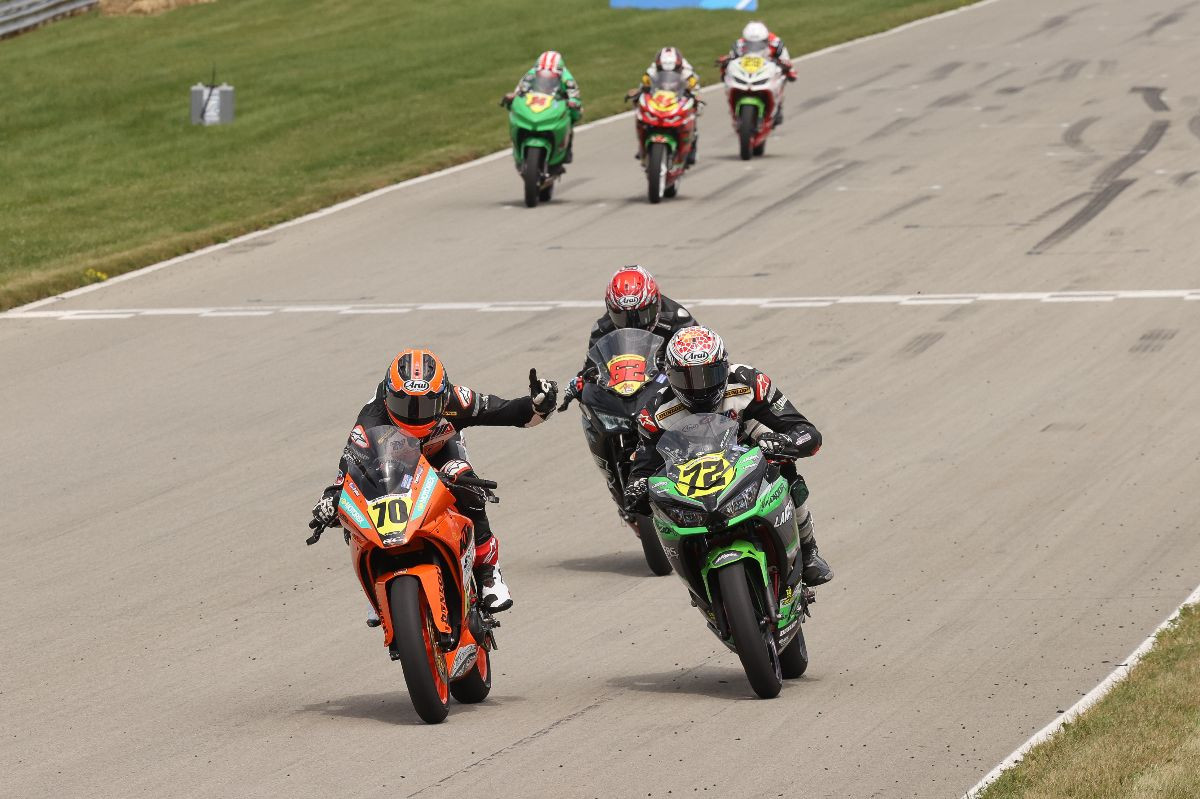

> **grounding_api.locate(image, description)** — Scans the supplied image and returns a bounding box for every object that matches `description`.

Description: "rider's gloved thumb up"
[528,368,559,423]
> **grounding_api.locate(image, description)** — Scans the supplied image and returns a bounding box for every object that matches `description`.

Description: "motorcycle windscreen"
[655,413,747,509]
[650,70,685,93]
[344,425,425,545]
[587,328,665,396]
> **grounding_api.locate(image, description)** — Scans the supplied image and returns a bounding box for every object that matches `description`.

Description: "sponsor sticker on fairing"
[401,474,413,490]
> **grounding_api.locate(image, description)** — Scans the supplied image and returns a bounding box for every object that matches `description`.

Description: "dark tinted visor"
[668,360,729,396]
[608,301,660,331]
[386,390,445,424]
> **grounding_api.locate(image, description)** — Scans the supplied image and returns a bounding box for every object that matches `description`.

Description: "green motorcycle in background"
[506,72,573,208]
[649,414,815,698]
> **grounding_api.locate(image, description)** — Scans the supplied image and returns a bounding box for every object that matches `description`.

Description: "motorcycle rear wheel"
[718,564,782,698]
[449,646,491,704]
[635,515,672,576]
[523,148,545,208]
[389,577,451,723]
[738,105,757,161]
[647,142,667,204]
[780,624,809,679]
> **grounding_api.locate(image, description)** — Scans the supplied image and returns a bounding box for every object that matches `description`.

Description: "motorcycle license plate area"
[607,353,649,396]
[525,92,554,114]
[649,90,679,113]
[672,453,735,499]
[739,56,765,74]
[369,493,414,545]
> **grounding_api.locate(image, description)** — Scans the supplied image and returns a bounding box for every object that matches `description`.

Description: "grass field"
[0,0,977,309]
[978,603,1200,798]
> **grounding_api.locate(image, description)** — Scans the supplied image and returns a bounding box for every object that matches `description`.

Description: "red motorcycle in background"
[633,70,698,204]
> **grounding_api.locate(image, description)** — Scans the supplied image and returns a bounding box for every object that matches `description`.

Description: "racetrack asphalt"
[3,0,1200,796]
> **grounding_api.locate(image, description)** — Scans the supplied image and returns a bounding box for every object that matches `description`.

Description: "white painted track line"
[4,289,1197,321]
[964,582,1200,798]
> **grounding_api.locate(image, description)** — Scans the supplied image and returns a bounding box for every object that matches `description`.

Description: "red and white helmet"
[665,326,729,411]
[536,50,564,76]
[605,265,661,331]
[655,47,682,72]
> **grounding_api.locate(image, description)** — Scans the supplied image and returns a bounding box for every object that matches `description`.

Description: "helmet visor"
[608,301,660,331]
[668,360,729,400]
[386,390,445,425]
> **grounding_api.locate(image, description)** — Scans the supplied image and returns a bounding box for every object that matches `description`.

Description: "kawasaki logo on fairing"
[762,482,786,507]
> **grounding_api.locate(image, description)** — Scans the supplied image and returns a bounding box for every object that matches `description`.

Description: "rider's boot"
[366,603,381,627]
[474,536,514,612]
[793,485,833,586]
[773,101,784,127]
[565,132,574,164]
[686,133,698,167]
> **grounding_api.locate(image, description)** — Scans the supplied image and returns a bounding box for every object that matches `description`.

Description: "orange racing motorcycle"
[306,425,499,724]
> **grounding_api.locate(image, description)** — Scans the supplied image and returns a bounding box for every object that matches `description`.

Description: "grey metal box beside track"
[190,83,235,125]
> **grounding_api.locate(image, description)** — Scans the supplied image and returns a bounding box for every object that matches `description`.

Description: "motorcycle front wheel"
[523,147,546,208]
[718,564,782,698]
[389,576,451,723]
[738,105,757,161]
[647,141,667,204]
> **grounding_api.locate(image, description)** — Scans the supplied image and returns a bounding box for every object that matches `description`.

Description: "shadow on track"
[609,667,762,700]
[558,551,658,578]
[301,692,522,726]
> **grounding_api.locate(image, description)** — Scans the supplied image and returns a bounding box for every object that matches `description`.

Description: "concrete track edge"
[12,0,1005,314]
[963,581,1200,797]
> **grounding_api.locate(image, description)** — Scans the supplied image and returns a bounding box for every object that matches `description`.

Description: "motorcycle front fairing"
[509,72,571,167]
[338,426,472,648]
[648,414,802,633]
[579,329,667,489]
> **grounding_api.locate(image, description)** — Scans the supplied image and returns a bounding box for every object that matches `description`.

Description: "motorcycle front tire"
[718,564,782,699]
[738,105,757,161]
[523,147,546,208]
[389,576,451,723]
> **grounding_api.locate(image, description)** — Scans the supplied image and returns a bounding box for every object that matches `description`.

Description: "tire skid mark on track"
[1131,85,1170,112]
[704,160,863,242]
[1031,119,1170,253]
[407,694,614,797]
[863,194,935,226]
[1062,116,1100,151]
[1029,179,1136,253]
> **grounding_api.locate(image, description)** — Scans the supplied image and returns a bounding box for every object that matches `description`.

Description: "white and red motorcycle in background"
[721,41,787,161]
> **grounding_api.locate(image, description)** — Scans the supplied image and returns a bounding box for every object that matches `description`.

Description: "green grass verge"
[0,0,978,310]
[978,602,1200,798]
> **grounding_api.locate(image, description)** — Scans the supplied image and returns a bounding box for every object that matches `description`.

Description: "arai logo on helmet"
[403,379,431,393]
[616,294,643,309]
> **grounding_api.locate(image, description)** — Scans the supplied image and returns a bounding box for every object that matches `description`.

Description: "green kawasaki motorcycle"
[506,72,573,208]
[648,413,815,698]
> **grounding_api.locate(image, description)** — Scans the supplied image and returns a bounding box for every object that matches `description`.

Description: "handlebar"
[453,475,498,490]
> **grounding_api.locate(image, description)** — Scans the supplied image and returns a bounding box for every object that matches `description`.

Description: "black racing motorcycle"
[562,328,673,575]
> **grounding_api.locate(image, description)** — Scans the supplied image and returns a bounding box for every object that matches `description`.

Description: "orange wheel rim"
[422,601,449,703]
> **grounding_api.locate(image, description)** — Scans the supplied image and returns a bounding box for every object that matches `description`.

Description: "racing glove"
[558,366,598,410]
[438,459,474,484]
[529,368,559,418]
[500,93,515,108]
[310,487,342,532]
[625,87,642,103]
[624,477,650,516]
[757,431,801,460]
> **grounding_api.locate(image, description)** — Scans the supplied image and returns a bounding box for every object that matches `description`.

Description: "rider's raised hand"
[529,368,559,417]
[311,489,342,529]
